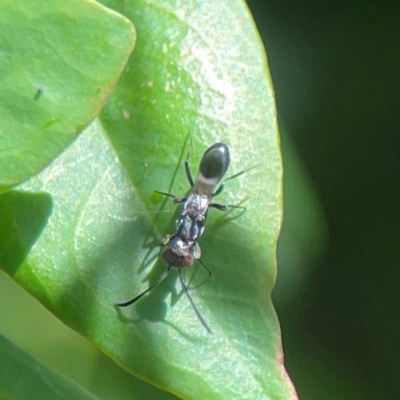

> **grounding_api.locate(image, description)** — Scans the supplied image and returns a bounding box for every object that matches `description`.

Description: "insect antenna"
[197,257,212,276]
[116,266,172,307]
[178,269,211,334]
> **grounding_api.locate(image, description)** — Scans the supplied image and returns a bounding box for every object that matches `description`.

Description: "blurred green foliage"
[247,0,398,399]
[0,334,99,400]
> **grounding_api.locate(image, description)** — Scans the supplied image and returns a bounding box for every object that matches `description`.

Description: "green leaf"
[0,333,99,400]
[1,0,297,399]
[0,0,135,190]
[0,190,52,274]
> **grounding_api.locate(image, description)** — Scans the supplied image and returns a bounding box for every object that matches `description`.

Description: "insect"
[116,139,248,332]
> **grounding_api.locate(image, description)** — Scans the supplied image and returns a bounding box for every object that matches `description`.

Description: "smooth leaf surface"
[0,0,135,189]
[1,1,297,399]
[0,334,99,400]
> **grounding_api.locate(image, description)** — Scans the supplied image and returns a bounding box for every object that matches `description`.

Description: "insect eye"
[162,248,174,264]
[199,143,230,181]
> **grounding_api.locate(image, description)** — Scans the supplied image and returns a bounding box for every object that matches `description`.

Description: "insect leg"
[161,233,177,246]
[213,163,258,197]
[178,269,211,333]
[184,134,194,187]
[212,169,248,197]
[209,203,246,212]
[154,190,187,204]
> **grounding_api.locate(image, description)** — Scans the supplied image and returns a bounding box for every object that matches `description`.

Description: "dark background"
[246,0,400,399]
